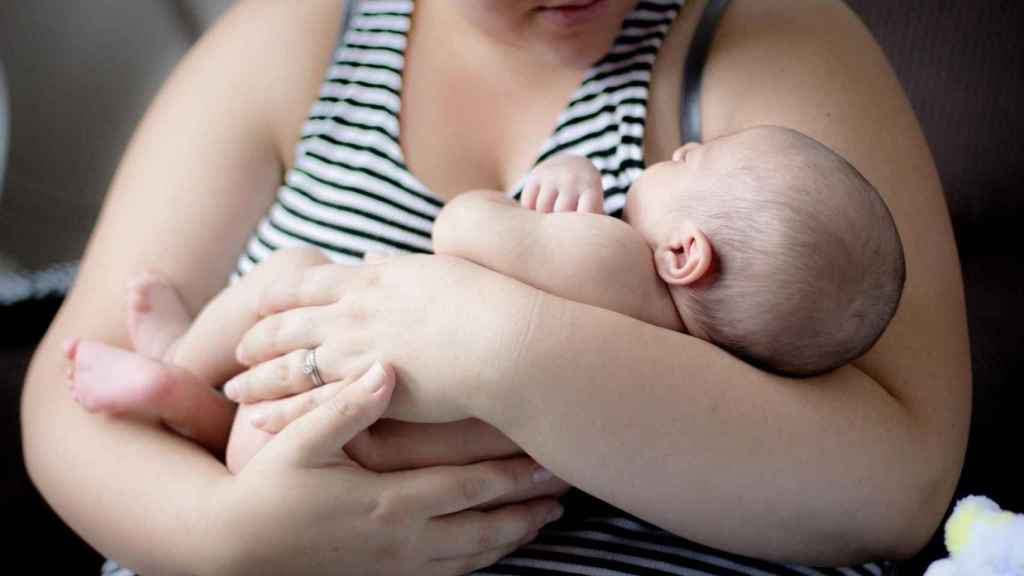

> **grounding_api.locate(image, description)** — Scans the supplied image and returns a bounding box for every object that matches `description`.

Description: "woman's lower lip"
[537,0,609,28]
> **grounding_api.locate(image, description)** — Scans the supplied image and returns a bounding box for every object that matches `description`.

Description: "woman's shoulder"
[695,0,890,138]
[651,0,882,137]
[206,0,347,169]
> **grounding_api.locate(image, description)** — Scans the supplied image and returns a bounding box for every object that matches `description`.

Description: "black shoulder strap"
[681,0,731,143]
[337,0,360,50]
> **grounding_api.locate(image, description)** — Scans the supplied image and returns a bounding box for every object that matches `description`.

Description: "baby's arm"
[434,191,681,332]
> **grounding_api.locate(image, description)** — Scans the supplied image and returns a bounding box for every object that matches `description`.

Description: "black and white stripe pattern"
[235,0,690,273]
[92,1,898,574]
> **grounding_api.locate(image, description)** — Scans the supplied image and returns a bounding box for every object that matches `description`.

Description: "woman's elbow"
[432,193,475,256]
[896,454,962,559]
[433,190,507,256]
[20,345,58,493]
[875,416,966,560]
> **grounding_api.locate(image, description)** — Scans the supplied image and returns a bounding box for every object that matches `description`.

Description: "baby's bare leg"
[66,247,331,458]
[167,246,331,386]
[434,191,680,330]
[65,337,233,454]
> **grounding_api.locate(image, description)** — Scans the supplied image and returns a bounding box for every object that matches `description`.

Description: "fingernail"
[360,362,388,394]
[223,381,239,402]
[532,466,554,483]
[234,345,249,366]
[249,411,267,428]
[546,505,564,523]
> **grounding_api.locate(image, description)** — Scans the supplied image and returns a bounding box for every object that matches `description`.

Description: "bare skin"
[21,0,969,572]
[63,247,332,462]
[230,0,969,563]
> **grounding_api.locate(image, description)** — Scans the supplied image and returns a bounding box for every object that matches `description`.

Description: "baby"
[64,125,904,471]
[436,125,906,377]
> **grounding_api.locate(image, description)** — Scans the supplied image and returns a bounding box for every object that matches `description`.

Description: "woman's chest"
[398,61,690,206]
[398,60,581,202]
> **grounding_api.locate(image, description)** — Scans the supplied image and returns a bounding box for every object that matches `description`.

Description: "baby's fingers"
[552,190,580,212]
[520,179,541,210]
[577,190,605,214]
[535,184,559,213]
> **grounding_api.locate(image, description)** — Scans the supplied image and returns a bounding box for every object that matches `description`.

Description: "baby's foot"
[128,272,192,361]
[63,337,184,418]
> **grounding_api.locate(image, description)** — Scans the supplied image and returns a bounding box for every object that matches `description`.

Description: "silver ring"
[303,348,325,388]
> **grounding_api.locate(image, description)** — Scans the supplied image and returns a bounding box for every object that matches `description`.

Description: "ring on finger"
[303,347,326,388]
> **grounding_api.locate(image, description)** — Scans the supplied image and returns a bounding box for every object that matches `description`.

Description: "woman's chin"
[525,0,631,67]
[535,0,611,29]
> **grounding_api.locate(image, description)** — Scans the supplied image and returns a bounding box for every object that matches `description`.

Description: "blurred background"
[2,1,1021,573]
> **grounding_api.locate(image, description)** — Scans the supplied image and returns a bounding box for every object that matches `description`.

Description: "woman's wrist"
[191,471,254,575]
[462,279,558,429]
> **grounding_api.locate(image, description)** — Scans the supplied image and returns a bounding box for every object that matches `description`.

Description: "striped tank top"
[220,1,895,575]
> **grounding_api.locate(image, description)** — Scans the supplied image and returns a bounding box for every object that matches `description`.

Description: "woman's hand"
[208,360,564,575]
[226,254,538,424]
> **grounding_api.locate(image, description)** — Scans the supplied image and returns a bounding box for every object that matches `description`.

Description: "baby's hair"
[678,127,905,377]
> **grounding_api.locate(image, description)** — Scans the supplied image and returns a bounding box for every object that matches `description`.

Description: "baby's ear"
[655,221,713,286]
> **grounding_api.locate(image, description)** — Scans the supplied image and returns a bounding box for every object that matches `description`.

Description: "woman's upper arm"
[21,0,345,567]
[66,0,344,324]
[702,0,970,519]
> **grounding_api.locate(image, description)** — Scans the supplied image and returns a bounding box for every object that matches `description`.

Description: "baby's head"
[625,126,905,376]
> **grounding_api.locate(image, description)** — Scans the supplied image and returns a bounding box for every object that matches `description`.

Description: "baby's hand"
[520,154,604,214]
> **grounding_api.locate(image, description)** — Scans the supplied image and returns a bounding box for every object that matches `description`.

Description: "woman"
[22,0,970,574]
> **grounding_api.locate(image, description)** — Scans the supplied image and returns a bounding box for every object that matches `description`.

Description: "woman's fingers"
[428,532,538,575]
[235,306,329,366]
[256,263,356,317]
[270,362,395,467]
[345,418,522,472]
[384,456,555,518]
[245,380,347,433]
[224,347,339,404]
[426,499,559,560]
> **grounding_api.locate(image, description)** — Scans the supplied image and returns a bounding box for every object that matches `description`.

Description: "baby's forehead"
[714,126,810,154]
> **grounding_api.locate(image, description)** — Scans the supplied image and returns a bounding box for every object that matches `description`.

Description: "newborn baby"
[63,125,904,471]
[437,125,906,377]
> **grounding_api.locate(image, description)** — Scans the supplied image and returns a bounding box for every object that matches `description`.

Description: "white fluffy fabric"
[924,496,1024,576]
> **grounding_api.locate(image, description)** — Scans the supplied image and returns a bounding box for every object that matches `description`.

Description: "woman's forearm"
[22,331,230,575]
[468,292,950,565]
